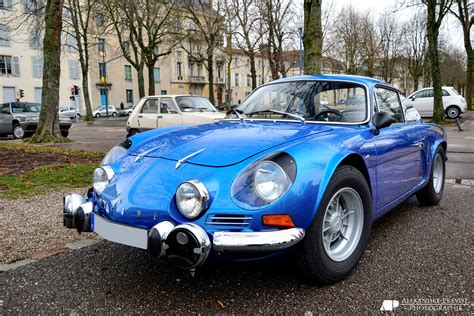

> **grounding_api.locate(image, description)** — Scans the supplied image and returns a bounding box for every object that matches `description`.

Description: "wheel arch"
[12,119,20,126]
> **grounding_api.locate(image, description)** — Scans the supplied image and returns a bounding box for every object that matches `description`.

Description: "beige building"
[0,0,82,107]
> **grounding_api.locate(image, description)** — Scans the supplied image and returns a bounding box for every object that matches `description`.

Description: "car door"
[157,98,183,128]
[417,89,434,116]
[373,87,424,210]
[137,97,159,129]
[0,103,11,134]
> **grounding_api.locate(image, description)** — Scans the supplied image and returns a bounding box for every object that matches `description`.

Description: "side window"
[414,90,426,98]
[375,87,404,123]
[1,103,10,114]
[400,95,420,122]
[160,98,178,114]
[425,89,433,98]
[141,98,158,114]
[442,89,449,96]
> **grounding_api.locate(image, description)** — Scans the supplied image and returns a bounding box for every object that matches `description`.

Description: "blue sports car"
[63,75,446,284]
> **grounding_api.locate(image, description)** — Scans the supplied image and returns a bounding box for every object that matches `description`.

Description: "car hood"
[129,121,332,167]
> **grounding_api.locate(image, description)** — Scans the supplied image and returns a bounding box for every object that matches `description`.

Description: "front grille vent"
[205,214,252,226]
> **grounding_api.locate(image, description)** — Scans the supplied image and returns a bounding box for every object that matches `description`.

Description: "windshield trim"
[223,79,372,126]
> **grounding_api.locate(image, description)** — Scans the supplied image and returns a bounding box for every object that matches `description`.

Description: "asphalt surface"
[1,184,472,313]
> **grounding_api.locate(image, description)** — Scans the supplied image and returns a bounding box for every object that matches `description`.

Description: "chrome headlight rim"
[253,160,290,202]
[101,145,127,165]
[175,179,210,219]
[93,165,115,195]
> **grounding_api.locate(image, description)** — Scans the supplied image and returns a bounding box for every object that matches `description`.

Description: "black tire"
[112,112,117,117]
[416,146,445,206]
[95,113,100,118]
[296,165,372,284]
[12,124,25,139]
[76,113,81,119]
[445,106,461,119]
[60,130,69,137]
[127,129,138,137]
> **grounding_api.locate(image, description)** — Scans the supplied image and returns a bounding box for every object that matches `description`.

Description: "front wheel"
[416,146,445,206]
[60,130,69,137]
[445,106,460,119]
[12,125,25,139]
[296,165,372,284]
[95,113,100,118]
[112,112,117,117]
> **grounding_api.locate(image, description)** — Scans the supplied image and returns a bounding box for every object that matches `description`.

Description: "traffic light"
[70,87,75,95]
[74,85,80,95]
[19,89,24,99]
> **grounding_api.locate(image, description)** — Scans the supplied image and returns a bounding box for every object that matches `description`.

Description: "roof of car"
[271,74,393,88]
[143,95,208,98]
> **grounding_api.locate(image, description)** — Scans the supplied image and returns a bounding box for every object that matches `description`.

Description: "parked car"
[217,102,236,111]
[408,86,467,119]
[119,105,135,116]
[59,106,81,120]
[93,105,118,117]
[126,95,225,136]
[63,74,446,284]
[0,102,71,139]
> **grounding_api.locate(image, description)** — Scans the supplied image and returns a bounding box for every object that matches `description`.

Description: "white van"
[126,95,225,136]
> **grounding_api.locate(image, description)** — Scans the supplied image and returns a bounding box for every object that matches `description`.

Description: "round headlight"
[93,166,114,195]
[253,161,291,202]
[102,145,127,165]
[175,180,209,219]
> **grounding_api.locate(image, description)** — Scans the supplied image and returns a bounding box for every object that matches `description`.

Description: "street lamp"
[297,19,304,76]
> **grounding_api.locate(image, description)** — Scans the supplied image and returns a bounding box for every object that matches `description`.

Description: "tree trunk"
[249,54,257,90]
[81,67,93,121]
[426,3,444,123]
[207,52,215,105]
[34,0,64,140]
[137,63,145,98]
[413,75,420,91]
[466,48,473,110]
[303,0,322,75]
[147,62,155,96]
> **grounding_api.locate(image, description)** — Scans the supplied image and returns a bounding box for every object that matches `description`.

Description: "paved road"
[1,184,471,313]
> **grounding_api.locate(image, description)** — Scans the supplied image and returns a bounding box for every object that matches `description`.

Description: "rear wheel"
[95,113,100,118]
[296,166,372,284]
[12,125,25,139]
[445,106,460,119]
[112,112,117,117]
[416,146,445,206]
[60,130,69,137]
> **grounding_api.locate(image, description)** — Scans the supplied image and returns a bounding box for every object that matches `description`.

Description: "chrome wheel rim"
[13,126,24,138]
[322,187,364,262]
[447,108,458,118]
[432,153,444,193]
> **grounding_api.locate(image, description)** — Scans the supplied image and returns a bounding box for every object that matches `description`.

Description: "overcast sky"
[296,0,465,50]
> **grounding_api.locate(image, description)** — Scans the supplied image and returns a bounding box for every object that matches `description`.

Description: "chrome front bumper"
[64,193,305,263]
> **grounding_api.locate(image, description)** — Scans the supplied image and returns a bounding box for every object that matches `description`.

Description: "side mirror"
[409,96,415,101]
[372,111,397,133]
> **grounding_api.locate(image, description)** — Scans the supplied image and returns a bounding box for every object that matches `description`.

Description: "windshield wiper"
[248,110,306,124]
[231,108,245,123]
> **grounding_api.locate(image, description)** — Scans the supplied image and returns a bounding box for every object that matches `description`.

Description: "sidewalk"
[444,111,474,154]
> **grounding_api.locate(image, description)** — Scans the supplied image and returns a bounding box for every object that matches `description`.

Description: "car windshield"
[228,80,368,123]
[11,102,41,113]
[176,97,217,112]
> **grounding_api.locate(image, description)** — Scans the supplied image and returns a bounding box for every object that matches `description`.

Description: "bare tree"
[64,0,97,121]
[232,0,262,89]
[401,11,427,91]
[377,14,403,83]
[181,0,225,105]
[440,44,466,90]
[303,0,323,74]
[450,0,473,110]
[32,0,65,141]
[360,13,380,77]
[423,0,454,122]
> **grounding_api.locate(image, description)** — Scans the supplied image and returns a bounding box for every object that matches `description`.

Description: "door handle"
[138,115,143,118]
[413,142,423,148]
[157,115,163,118]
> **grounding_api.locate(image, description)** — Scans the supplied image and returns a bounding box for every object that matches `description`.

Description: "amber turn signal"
[262,214,295,228]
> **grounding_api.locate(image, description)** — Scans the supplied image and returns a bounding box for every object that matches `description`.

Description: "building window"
[126,89,133,104]
[217,65,222,78]
[29,29,41,49]
[177,62,182,80]
[154,67,160,83]
[34,87,42,103]
[246,59,250,67]
[0,0,12,10]
[258,75,261,86]
[95,14,104,27]
[0,24,11,46]
[257,60,261,68]
[98,62,106,79]
[0,55,19,76]
[66,34,78,53]
[69,60,80,79]
[31,56,43,77]
[233,58,238,67]
[23,0,38,12]
[234,73,239,86]
[123,41,130,57]
[246,74,251,87]
[160,90,167,95]
[124,65,132,81]
[98,38,105,55]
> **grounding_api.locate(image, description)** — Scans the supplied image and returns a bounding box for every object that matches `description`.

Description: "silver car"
[59,106,81,120]
[0,102,71,139]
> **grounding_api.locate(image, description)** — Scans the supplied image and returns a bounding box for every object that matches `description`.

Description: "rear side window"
[160,98,178,114]
[141,98,158,113]
[442,89,449,96]
[375,87,404,123]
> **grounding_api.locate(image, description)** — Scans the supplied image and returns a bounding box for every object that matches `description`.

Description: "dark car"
[0,102,71,139]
